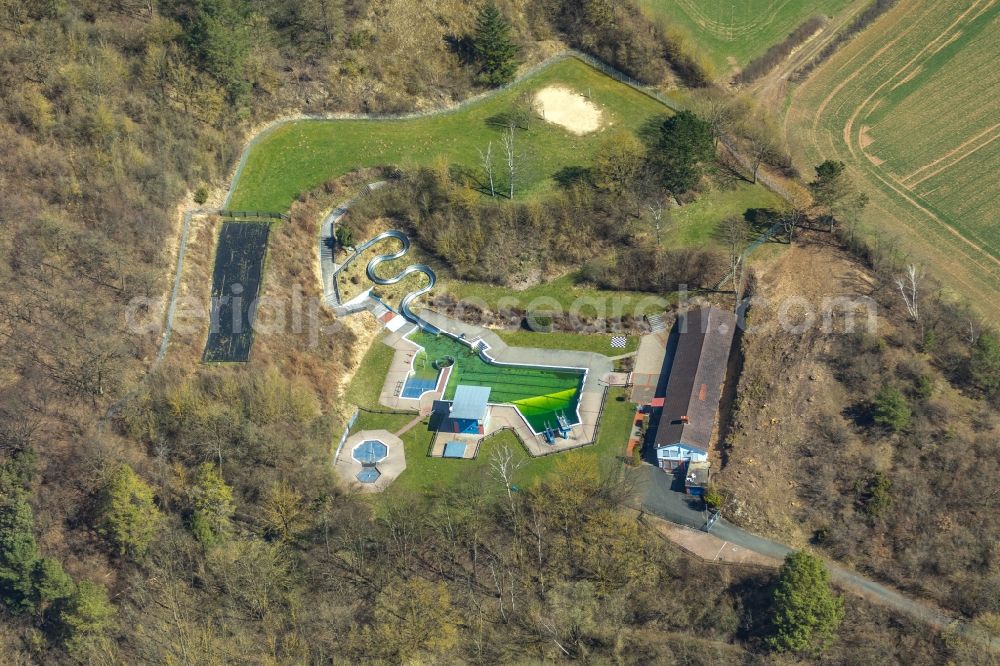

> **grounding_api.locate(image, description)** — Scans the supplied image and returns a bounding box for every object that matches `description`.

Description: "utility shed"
[684,460,711,496]
[448,385,491,435]
[655,306,737,471]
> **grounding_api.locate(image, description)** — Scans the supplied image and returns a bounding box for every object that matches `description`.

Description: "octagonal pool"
[353,439,388,464]
[356,467,381,484]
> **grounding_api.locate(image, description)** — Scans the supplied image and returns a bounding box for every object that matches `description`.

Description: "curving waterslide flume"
[356,230,439,333]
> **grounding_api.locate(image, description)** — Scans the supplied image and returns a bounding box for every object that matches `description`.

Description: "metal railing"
[218,209,289,221]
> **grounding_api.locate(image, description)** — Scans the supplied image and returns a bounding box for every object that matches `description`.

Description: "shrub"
[335,225,354,249]
[525,312,554,333]
[914,374,935,401]
[193,185,208,205]
[736,16,825,84]
[704,486,724,511]
[791,0,901,81]
[855,471,892,519]
[872,385,910,431]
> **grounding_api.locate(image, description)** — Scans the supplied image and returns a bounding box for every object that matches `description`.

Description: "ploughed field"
[786,0,1000,317]
[637,0,853,71]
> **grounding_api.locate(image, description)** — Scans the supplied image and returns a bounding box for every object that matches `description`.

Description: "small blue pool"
[356,468,381,484]
[401,375,438,398]
[442,441,467,458]
[353,439,388,464]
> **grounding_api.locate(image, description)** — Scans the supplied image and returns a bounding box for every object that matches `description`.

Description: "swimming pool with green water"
[408,330,585,433]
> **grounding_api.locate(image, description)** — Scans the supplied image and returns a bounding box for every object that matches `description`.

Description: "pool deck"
[334,429,406,493]
[631,329,670,405]
[376,310,620,456]
[430,431,480,458]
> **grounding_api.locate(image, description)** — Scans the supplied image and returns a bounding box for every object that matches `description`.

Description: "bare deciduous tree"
[745,121,779,184]
[478,141,496,198]
[782,207,806,243]
[965,319,980,346]
[502,126,516,199]
[490,444,525,518]
[722,215,750,308]
[895,264,922,323]
[646,199,670,247]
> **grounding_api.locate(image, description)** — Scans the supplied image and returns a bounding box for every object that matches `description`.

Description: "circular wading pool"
[433,355,455,370]
[353,439,388,464]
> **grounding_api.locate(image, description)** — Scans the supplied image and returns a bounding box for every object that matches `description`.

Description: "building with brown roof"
[654,306,737,471]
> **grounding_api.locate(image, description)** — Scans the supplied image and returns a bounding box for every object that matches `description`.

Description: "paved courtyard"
[334,429,406,493]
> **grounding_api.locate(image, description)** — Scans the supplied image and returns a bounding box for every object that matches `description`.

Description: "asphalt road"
[627,463,958,630]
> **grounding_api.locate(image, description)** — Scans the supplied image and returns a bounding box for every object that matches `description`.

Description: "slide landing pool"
[407,330,584,433]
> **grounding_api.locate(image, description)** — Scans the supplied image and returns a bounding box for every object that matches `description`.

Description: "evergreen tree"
[98,465,162,559]
[472,3,520,86]
[173,0,255,104]
[189,463,236,545]
[30,557,74,615]
[969,330,1000,398]
[56,580,116,653]
[872,385,911,432]
[0,492,41,612]
[655,110,715,195]
[769,551,844,655]
[808,159,869,231]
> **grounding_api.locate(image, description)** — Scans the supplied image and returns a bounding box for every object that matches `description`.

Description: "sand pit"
[533,85,605,135]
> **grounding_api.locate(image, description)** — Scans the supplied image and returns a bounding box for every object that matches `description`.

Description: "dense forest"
[0,0,984,663]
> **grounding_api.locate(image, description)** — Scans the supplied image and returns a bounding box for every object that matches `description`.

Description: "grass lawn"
[381,387,636,498]
[669,181,787,247]
[637,0,853,72]
[229,57,674,211]
[349,411,415,437]
[342,335,397,410]
[496,330,640,355]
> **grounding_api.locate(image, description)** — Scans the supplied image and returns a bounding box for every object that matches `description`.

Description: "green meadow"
[229,57,673,211]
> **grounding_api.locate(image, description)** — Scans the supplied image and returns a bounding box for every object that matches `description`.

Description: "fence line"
[333,408,360,464]
[218,209,289,221]
[221,48,803,213]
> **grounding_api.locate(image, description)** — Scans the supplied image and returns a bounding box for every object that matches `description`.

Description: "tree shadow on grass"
[743,207,783,236]
[637,114,670,149]
[728,572,778,646]
[843,402,875,429]
[448,163,501,198]
[552,165,592,189]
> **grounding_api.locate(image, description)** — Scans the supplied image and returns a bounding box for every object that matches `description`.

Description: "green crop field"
[228,57,674,212]
[786,0,1000,318]
[637,0,853,72]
